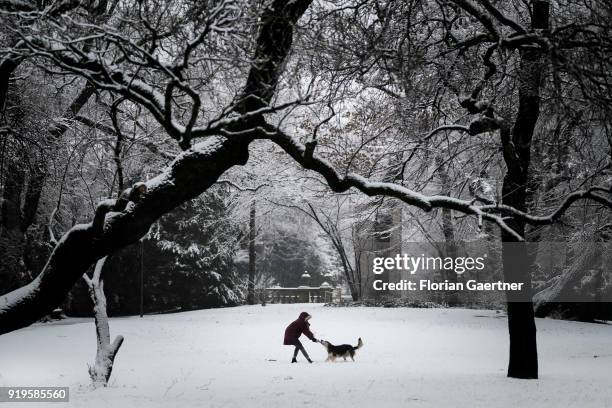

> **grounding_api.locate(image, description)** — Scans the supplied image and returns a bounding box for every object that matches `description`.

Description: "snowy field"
[0,304,610,408]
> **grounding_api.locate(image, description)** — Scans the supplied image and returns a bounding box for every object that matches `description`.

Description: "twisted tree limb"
[0,0,314,335]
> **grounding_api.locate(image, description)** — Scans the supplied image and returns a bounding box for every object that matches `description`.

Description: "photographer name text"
[373,279,524,291]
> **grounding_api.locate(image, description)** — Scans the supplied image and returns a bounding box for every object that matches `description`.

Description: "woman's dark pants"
[290,340,311,360]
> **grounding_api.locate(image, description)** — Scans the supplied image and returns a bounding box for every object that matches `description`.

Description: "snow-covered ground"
[0,304,610,408]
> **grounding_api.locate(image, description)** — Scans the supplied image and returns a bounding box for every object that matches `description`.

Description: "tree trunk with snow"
[436,155,459,305]
[83,257,124,387]
[500,0,549,380]
[247,201,256,305]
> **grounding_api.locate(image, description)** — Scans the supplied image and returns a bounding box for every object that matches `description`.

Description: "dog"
[319,338,363,362]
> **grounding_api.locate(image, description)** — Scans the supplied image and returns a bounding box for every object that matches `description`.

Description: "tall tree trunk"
[501,0,549,380]
[247,200,256,305]
[303,203,360,301]
[332,229,359,301]
[436,155,458,305]
[0,55,19,111]
[0,158,29,291]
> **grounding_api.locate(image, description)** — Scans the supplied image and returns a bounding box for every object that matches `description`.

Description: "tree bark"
[436,155,459,305]
[247,200,256,305]
[501,0,549,380]
[303,203,360,301]
[0,56,19,111]
[329,226,359,301]
[84,257,124,387]
[0,154,32,291]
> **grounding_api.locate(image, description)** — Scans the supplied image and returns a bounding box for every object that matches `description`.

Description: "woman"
[283,312,318,363]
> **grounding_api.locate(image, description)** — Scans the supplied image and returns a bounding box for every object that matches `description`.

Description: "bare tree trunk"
[0,158,29,291]
[247,201,256,305]
[0,55,19,111]
[83,257,124,387]
[500,0,549,380]
[302,203,360,301]
[331,228,359,301]
[436,155,459,305]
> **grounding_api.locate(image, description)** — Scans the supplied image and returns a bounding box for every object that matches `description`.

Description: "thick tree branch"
[0,136,251,334]
[266,123,612,240]
[0,0,314,335]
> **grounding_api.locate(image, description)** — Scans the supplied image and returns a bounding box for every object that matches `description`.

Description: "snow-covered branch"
[0,135,251,334]
[265,123,612,240]
[0,0,314,335]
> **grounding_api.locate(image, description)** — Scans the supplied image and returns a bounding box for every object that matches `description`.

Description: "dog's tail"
[353,337,363,350]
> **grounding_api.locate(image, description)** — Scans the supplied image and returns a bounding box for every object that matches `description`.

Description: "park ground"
[0,303,610,407]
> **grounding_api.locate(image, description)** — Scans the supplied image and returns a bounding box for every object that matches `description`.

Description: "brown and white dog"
[319,338,363,362]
